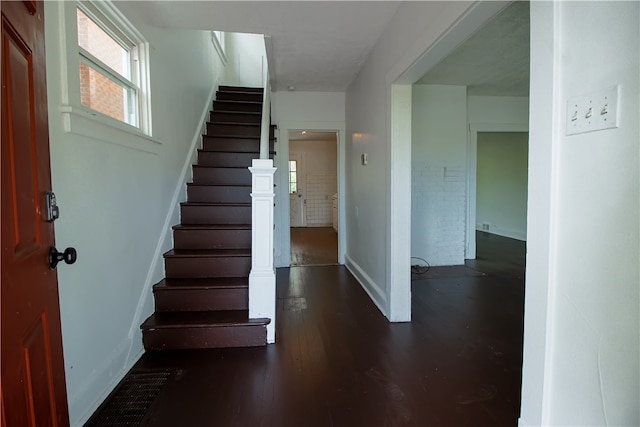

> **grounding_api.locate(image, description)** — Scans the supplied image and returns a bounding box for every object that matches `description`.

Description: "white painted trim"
[519,2,562,425]
[249,159,277,343]
[275,120,346,268]
[466,122,529,259]
[387,2,510,86]
[387,84,412,322]
[345,254,388,317]
[60,105,161,154]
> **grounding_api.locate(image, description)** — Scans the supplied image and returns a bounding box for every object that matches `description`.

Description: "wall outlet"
[482,223,490,231]
[566,85,619,135]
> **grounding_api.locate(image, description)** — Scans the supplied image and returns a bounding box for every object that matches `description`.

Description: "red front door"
[1,1,70,426]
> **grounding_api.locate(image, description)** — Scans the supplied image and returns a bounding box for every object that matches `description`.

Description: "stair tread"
[196,150,275,156]
[173,224,251,230]
[154,277,248,290]
[218,86,263,92]
[141,310,270,329]
[217,90,263,95]
[214,100,262,105]
[180,202,251,207]
[192,165,251,169]
[164,248,251,257]
[203,134,261,139]
[187,182,252,187]
[211,110,261,116]
[207,121,261,127]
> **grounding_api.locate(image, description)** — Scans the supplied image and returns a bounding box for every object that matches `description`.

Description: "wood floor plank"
[91,232,525,427]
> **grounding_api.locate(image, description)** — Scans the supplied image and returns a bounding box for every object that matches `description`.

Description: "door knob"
[49,247,77,269]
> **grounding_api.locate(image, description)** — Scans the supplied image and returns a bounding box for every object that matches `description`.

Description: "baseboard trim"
[345,254,388,319]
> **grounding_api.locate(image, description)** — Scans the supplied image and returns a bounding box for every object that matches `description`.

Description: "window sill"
[60,105,161,154]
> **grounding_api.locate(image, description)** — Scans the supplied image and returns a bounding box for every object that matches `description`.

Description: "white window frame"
[75,1,151,135]
[57,0,156,151]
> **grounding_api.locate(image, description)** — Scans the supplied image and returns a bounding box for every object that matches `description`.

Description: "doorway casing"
[275,121,346,268]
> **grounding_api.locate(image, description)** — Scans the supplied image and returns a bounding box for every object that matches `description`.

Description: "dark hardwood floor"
[87,232,525,427]
[290,227,338,266]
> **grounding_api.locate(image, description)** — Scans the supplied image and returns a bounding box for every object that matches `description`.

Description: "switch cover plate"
[566,85,619,135]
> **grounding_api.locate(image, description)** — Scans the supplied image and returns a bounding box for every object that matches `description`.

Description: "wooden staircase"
[140,86,274,350]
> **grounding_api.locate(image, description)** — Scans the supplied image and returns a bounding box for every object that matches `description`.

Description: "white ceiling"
[116,1,529,95]
[117,1,401,92]
[417,1,530,96]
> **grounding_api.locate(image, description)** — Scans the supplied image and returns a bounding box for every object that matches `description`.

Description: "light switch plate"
[566,85,619,135]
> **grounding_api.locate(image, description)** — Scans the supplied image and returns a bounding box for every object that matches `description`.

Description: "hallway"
[290,227,338,266]
[87,233,525,426]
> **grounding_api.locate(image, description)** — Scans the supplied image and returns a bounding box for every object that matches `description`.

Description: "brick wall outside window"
[77,10,126,122]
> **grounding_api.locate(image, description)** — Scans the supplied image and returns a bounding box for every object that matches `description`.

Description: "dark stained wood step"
[213,100,262,113]
[196,151,257,168]
[192,166,251,185]
[202,136,258,152]
[216,91,263,103]
[207,122,261,138]
[210,111,261,124]
[164,249,251,278]
[180,202,251,225]
[141,310,269,350]
[153,278,249,312]
[173,224,251,249]
[202,136,274,153]
[218,86,263,93]
[186,183,251,203]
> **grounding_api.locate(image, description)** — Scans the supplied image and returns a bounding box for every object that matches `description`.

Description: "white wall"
[412,84,467,266]
[520,2,639,425]
[345,1,481,318]
[476,132,528,240]
[271,92,346,266]
[43,2,252,425]
[225,32,266,88]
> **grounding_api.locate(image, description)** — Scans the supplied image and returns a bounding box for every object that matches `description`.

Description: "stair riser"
[213,101,262,113]
[207,123,261,138]
[197,151,257,168]
[165,256,251,278]
[173,229,251,250]
[181,205,251,224]
[219,86,263,93]
[210,111,261,124]
[154,288,248,312]
[192,167,251,185]
[187,185,251,203]
[216,92,263,103]
[142,325,267,350]
[202,137,271,153]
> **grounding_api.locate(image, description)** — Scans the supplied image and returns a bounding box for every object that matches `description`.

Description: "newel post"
[249,158,277,343]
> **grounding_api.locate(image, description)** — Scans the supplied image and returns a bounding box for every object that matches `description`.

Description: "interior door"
[1,2,70,426]
[289,154,306,227]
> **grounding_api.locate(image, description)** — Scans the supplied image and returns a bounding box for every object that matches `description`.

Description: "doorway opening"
[288,130,338,266]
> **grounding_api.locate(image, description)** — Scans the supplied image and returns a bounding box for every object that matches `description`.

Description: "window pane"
[79,61,136,125]
[288,161,298,194]
[77,8,130,79]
